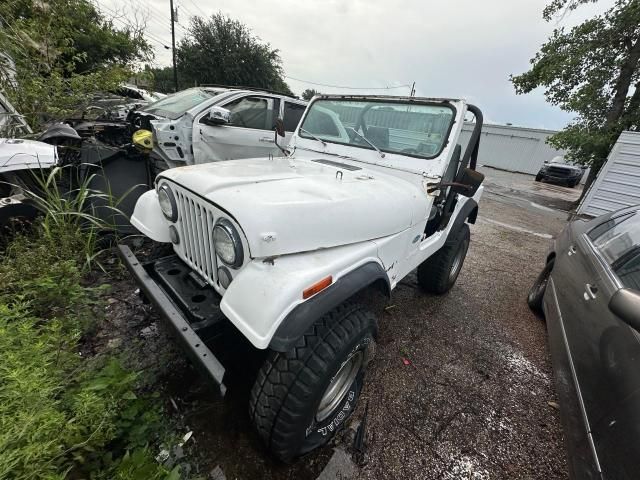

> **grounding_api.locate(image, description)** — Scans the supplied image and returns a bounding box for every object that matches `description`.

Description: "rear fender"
[220,240,388,351]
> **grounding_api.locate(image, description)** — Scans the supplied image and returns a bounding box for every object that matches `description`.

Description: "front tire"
[418,223,470,294]
[535,174,543,182]
[249,302,377,462]
[527,259,554,314]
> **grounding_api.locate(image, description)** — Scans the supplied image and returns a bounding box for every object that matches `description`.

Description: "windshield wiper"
[348,127,385,158]
[299,128,326,146]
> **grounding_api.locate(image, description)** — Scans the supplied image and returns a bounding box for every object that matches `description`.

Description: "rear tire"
[249,302,377,462]
[417,223,470,294]
[528,259,554,314]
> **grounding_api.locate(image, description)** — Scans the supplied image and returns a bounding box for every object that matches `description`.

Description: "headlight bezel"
[213,218,244,269]
[158,184,178,222]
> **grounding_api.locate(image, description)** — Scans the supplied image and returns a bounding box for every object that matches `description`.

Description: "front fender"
[130,189,171,242]
[220,240,386,350]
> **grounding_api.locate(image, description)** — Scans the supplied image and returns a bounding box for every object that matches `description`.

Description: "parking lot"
[112,167,582,479]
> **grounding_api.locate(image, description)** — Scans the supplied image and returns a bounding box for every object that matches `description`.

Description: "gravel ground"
[355,191,569,480]
[103,171,576,479]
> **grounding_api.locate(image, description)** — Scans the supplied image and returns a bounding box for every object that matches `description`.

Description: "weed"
[0,219,177,479]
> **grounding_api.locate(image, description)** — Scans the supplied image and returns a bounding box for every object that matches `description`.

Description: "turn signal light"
[303,276,333,299]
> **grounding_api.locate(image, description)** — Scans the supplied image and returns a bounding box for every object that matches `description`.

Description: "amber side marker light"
[303,276,333,299]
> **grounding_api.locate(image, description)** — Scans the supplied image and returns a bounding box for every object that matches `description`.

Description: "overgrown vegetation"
[0,0,151,130]
[0,172,180,479]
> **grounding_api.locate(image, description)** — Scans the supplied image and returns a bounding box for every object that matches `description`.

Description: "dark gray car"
[535,160,585,188]
[528,206,640,479]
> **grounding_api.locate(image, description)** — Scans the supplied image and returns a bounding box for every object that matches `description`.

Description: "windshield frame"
[297,97,458,160]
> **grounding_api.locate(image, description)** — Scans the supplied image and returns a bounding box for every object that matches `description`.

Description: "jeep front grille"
[173,187,219,286]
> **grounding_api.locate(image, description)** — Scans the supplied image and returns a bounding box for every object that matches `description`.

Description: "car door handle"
[583,283,598,300]
[259,137,274,143]
[568,245,577,256]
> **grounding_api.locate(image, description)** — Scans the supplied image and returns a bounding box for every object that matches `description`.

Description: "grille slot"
[547,166,572,176]
[174,187,218,286]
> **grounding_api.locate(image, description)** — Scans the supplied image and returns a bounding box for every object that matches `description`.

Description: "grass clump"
[0,212,178,478]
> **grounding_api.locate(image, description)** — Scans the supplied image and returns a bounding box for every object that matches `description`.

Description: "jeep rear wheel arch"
[268,261,389,352]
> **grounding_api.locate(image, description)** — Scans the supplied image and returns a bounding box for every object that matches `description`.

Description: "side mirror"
[274,118,285,137]
[207,106,231,125]
[452,168,485,197]
[609,288,640,331]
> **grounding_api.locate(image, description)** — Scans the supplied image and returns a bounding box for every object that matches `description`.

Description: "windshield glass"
[143,88,219,119]
[299,99,455,158]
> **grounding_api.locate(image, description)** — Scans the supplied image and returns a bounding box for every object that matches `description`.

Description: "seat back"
[367,126,389,149]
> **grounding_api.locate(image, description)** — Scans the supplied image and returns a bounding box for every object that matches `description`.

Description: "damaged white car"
[0,138,58,229]
[119,94,484,461]
[132,86,307,169]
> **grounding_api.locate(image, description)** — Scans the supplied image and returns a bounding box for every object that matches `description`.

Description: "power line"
[183,0,208,18]
[284,75,412,91]
[92,0,171,48]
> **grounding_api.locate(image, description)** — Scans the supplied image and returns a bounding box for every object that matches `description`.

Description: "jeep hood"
[160,157,424,258]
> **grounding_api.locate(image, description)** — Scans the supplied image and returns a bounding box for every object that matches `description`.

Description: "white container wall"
[458,123,579,180]
[577,131,640,217]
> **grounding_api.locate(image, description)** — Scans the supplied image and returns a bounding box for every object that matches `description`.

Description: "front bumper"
[540,171,582,183]
[118,245,227,395]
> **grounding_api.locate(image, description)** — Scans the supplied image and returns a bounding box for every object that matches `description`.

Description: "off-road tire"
[249,302,377,462]
[527,258,554,314]
[417,223,470,294]
[567,180,579,188]
[535,174,543,182]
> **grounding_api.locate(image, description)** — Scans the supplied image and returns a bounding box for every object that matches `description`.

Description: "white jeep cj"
[119,94,485,461]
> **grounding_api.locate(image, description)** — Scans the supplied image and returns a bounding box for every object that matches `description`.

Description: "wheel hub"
[316,351,363,422]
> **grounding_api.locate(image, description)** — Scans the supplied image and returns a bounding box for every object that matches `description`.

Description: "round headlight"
[158,184,177,222]
[213,218,243,268]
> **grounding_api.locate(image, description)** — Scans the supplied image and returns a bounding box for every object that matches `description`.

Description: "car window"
[142,88,219,120]
[283,102,306,132]
[588,211,635,242]
[613,247,640,289]
[224,96,279,130]
[591,210,640,284]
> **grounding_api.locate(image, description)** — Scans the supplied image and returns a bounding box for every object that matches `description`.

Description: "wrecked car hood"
[0,138,57,172]
[159,157,425,258]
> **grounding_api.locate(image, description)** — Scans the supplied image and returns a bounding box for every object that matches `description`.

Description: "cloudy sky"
[101,0,614,130]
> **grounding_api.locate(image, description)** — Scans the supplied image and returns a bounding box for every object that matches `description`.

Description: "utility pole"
[409,82,416,97]
[170,0,178,92]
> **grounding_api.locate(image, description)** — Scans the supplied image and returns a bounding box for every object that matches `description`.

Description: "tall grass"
[24,164,138,269]
[0,168,181,479]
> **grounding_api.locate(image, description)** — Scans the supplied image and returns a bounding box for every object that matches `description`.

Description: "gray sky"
[101,0,614,130]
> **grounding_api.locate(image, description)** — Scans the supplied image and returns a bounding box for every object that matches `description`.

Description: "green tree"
[301,88,319,100]
[177,13,292,95]
[147,66,178,94]
[0,0,151,129]
[511,0,640,201]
